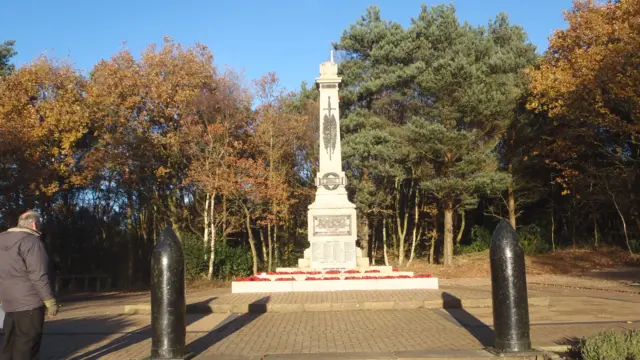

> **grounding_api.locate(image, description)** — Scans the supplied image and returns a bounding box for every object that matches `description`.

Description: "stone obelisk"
[299,52,364,270]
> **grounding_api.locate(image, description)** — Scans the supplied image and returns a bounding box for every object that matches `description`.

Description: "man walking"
[0,211,58,360]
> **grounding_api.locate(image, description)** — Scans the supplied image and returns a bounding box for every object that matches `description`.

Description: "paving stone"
[13,282,640,359]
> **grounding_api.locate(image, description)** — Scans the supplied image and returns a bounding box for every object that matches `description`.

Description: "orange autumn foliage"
[525,0,639,193]
[0,57,88,195]
[527,0,639,136]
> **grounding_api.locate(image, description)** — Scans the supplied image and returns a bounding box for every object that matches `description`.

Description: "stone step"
[275,265,396,274]
[123,296,549,315]
[257,272,415,281]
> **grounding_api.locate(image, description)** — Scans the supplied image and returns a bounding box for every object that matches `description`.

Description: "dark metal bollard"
[490,220,532,353]
[149,227,193,359]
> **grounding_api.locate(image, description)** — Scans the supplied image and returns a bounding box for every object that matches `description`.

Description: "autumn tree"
[526,0,639,253]
[0,57,89,216]
[84,38,218,283]
[181,68,252,279]
[252,73,311,271]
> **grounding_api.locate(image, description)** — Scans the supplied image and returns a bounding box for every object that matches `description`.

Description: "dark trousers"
[0,307,45,360]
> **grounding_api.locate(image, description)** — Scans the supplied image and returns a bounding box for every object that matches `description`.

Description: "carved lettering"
[313,215,352,236]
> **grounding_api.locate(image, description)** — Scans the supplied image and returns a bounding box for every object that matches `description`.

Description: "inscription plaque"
[313,215,352,236]
[322,242,333,263]
[344,242,355,262]
[312,242,323,261]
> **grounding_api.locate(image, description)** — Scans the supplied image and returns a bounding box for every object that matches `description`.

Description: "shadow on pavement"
[30,297,217,360]
[38,296,269,359]
[187,296,270,356]
[579,268,640,284]
[441,292,494,348]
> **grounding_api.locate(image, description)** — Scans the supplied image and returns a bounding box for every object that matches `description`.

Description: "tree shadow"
[66,322,150,360]
[441,292,494,348]
[579,268,640,284]
[556,336,582,359]
[528,249,640,279]
[187,296,270,356]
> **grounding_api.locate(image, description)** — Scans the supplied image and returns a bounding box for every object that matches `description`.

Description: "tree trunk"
[167,192,183,242]
[455,210,465,247]
[274,224,279,268]
[608,188,633,255]
[392,231,398,254]
[361,216,370,266]
[260,229,268,263]
[551,206,556,252]
[207,196,217,280]
[370,219,377,266]
[429,217,437,264]
[127,191,135,287]
[593,216,599,250]
[382,218,390,266]
[507,164,517,229]
[571,218,577,248]
[395,179,411,266]
[222,194,227,245]
[204,193,211,252]
[242,204,259,275]
[443,200,454,266]
[268,224,273,272]
[407,192,422,267]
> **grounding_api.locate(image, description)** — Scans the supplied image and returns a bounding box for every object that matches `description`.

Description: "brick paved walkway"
[4,277,640,359]
[33,309,640,359]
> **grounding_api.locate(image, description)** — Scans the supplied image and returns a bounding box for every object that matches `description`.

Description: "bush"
[456,225,491,254]
[628,330,640,360]
[570,330,640,360]
[182,233,208,280]
[181,233,253,280]
[212,241,252,280]
[517,224,549,255]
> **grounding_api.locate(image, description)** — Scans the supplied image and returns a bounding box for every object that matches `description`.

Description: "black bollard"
[149,227,193,360]
[490,220,532,353]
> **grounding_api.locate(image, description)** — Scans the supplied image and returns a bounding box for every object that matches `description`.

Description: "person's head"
[17,210,42,231]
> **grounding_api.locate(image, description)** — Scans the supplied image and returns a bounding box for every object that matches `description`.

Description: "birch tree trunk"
[268,224,273,272]
[203,193,210,252]
[383,218,390,266]
[395,178,411,265]
[407,192,422,266]
[260,229,268,263]
[207,194,217,280]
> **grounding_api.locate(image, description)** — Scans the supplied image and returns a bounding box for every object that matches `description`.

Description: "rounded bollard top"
[153,227,185,262]
[490,220,523,259]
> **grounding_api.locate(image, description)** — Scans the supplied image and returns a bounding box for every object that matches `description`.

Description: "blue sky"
[2,0,572,92]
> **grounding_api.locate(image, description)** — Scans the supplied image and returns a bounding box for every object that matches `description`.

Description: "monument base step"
[232,277,438,293]
[256,272,415,281]
[123,294,550,315]
[276,265,394,273]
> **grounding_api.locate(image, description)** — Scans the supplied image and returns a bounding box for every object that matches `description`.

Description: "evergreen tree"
[0,40,17,76]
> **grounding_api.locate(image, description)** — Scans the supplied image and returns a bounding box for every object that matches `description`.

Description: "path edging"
[123,296,550,315]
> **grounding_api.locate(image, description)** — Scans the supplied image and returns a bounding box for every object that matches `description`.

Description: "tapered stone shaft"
[490,220,532,352]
